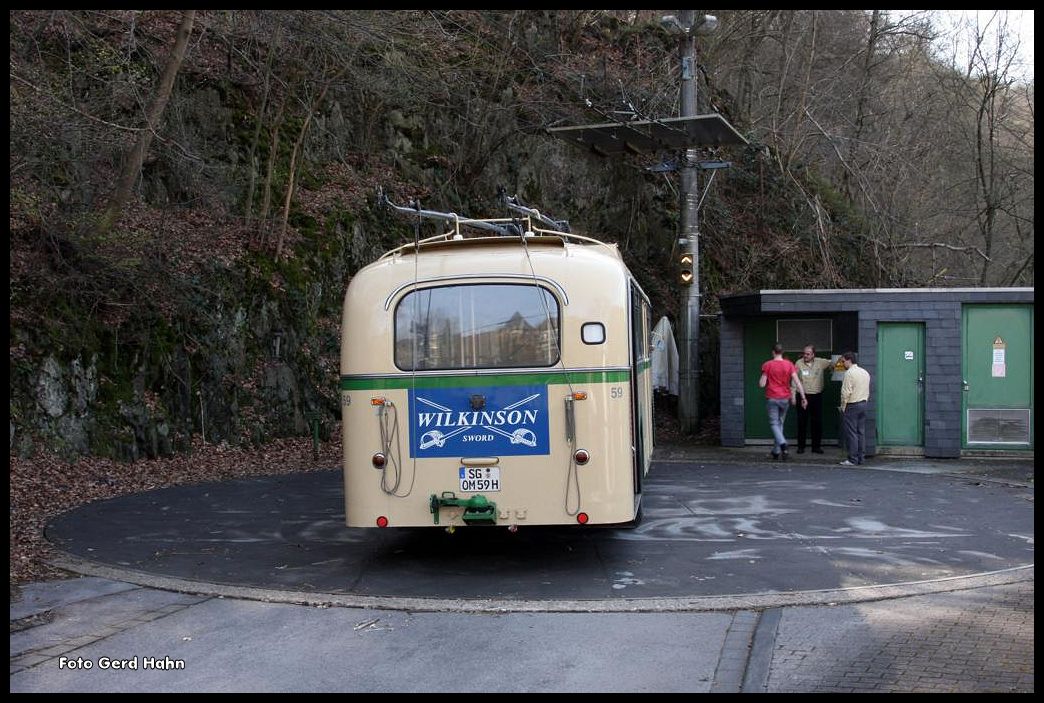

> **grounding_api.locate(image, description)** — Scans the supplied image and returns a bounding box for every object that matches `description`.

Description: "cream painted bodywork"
[341,236,653,527]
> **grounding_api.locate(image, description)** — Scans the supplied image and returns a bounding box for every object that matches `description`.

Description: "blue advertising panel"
[408,384,550,458]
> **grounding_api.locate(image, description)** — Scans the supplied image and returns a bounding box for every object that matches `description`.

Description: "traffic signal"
[679,252,693,285]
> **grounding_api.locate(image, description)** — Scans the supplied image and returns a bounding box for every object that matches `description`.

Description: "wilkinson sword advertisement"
[407,384,551,458]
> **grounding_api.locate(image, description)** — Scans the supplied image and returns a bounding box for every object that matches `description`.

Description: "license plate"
[459,466,501,492]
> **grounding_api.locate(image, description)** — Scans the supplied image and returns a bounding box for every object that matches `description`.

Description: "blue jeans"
[766,398,790,454]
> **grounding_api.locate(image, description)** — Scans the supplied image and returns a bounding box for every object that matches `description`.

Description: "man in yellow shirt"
[791,344,833,454]
[839,351,871,466]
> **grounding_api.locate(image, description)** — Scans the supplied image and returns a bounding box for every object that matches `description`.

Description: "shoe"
[811,448,824,454]
[770,451,780,461]
[780,444,788,461]
[839,459,855,466]
[796,448,805,454]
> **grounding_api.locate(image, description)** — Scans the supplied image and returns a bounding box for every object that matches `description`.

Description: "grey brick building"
[718,288,1034,458]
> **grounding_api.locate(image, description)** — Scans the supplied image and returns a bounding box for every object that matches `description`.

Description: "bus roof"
[378,231,622,261]
[347,233,635,307]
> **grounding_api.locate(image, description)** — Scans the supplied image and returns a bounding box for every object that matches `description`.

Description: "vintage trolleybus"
[341,194,653,529]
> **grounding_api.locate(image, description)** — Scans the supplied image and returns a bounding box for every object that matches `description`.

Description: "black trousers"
[795,392,823,450]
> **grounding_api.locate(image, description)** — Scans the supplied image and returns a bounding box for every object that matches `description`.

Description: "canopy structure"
[547,114,748,157]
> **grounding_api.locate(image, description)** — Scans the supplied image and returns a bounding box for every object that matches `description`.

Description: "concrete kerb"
[652,449,1034,487]
[47,551,1034,615]
[662,460,1034,488]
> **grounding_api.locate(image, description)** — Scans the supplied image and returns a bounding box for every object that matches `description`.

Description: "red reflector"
[372,452,387,468]
[574,449,590,465]
[577,512,589,524]
[376,516,389,528]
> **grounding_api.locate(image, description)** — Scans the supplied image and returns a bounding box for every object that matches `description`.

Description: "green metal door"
[743,318,841,442]
[877,323,924,446]
[743,319,799,440]
[962,305,1033,449]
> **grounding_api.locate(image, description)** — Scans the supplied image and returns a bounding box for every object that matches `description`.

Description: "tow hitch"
[429,492,497,525]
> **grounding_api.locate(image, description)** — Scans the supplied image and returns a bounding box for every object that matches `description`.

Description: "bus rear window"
[395,284,560,370]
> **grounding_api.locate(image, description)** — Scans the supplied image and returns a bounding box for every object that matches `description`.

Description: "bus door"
[629,283,648,495]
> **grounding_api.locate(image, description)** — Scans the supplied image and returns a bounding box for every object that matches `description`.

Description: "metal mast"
[676,9,701,434]
[546,11,745,435]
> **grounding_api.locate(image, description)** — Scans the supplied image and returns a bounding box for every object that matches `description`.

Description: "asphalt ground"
[42,454,1033,606]
[11,448,1034,692]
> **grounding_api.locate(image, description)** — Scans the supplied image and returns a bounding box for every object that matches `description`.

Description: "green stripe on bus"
[340,369,631,391]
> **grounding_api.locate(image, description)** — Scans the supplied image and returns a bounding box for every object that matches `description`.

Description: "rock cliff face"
[13,295,338,461]
[10,90,675,463]
[6,11,728,461]
[10,212,355,461]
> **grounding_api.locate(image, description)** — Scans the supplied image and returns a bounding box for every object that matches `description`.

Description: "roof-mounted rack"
[375,187,614,259]
[377,187,523,238]
[497,186,570,233]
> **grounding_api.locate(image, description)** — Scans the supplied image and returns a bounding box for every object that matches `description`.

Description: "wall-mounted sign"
[992,336,1006,378]
[830,354,844,382]
[904,351,914,360]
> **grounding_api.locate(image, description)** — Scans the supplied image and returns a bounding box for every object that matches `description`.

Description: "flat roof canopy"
[547,114,748,157]
[719,287,1035,316]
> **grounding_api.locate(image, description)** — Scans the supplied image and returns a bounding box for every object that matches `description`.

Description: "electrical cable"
[518,223,582,516]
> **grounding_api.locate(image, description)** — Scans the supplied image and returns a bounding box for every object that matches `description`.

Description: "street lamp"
[695,15,718,34]
[661,14,718,35]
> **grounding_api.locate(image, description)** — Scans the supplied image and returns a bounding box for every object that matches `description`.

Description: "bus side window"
[581,322,606,345]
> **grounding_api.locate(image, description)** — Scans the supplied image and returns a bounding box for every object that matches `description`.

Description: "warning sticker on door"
[992,338,1006,377]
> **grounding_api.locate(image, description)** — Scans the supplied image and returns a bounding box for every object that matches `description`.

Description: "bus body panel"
[342,377,636,526]
[341,238,652,527]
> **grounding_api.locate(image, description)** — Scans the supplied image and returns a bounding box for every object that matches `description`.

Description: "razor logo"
[411,388,548,456]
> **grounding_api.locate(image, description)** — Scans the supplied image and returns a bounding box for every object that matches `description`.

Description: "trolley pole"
[677,9,700,435]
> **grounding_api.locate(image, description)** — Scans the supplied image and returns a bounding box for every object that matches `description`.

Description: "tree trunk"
[274,66,344,259]
[258,96,286,250]
[94,10,196,237]
[244,23,283,224]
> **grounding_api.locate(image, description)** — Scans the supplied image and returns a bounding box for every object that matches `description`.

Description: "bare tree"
[274,60,346,258]
[258,94,286,249]
[244,21,283,225]
[967,15,1018,284]
[93,10,196,237]
[923,11,1033,286]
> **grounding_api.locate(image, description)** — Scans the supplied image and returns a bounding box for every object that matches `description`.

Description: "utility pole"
[546,12,741,437]
[676,9,701,435]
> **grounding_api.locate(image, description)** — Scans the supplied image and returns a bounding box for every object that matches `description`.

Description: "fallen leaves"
[9,430,342,587]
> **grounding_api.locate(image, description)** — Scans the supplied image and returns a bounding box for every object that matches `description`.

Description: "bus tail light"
[576,512,589,525]
[574,448,590,465]
[376,516,389,528]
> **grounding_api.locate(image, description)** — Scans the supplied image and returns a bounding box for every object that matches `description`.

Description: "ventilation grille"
[967,409,1031,444]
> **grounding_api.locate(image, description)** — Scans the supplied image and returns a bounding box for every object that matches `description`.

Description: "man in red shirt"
[759,343,808,460]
